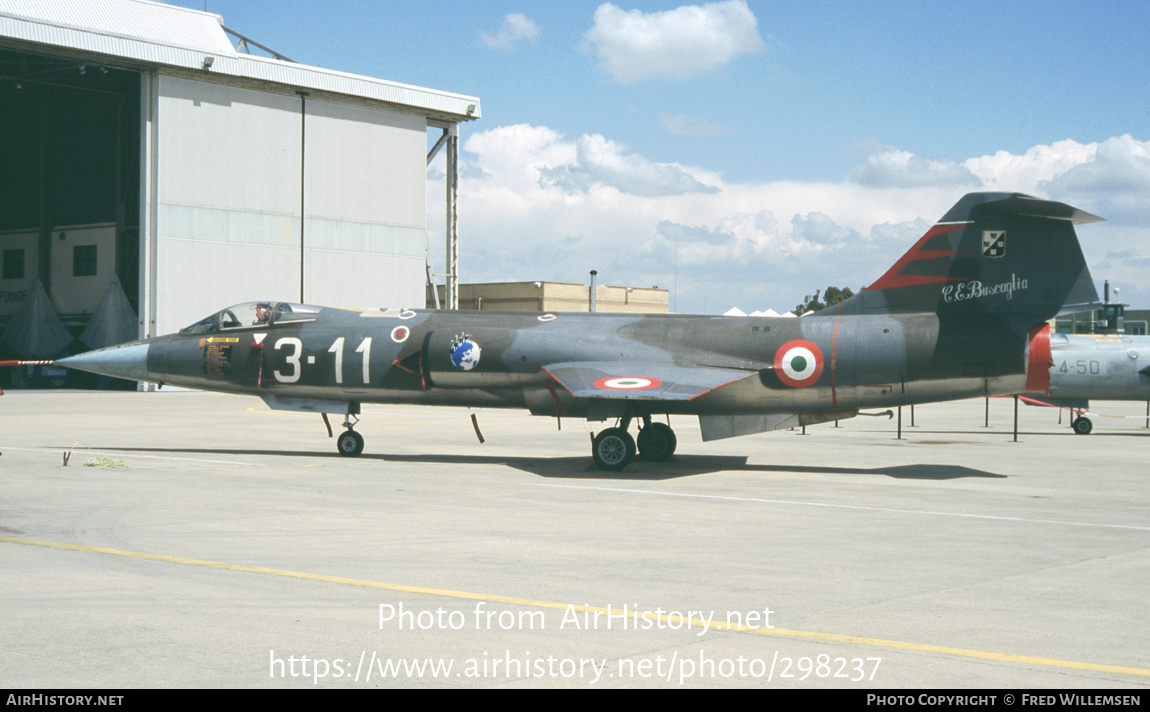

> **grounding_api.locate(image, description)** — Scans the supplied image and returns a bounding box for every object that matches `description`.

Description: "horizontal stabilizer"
[938,193,1103,225]
[542,361,753,401]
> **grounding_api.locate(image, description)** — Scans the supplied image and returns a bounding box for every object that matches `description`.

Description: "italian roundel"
[773,340,824,388]
[593,376,663,391]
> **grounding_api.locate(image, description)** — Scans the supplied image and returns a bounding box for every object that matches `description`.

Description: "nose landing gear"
[337,428,365,456]
[335,408,364,456]
[1071,414,1093,435]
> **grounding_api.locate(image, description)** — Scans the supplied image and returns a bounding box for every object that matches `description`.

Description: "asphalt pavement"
[2,390,1148,688]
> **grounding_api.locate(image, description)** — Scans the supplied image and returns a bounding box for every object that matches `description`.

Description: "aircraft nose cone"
[57,341,151,382]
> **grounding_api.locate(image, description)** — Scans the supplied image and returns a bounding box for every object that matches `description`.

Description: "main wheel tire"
[592,427,636,471]
[637,422,677,461]
[1072,416,1093,435]
[337,429,365,456]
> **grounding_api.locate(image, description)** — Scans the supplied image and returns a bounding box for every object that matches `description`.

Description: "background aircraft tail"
[835,192,1101,327]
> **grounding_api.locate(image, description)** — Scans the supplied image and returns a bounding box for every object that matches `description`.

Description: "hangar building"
[441,281,670,314]
[0,0,479,362]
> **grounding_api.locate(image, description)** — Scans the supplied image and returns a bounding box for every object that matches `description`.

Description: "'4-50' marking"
[1058,359,1103,376]
[274,337,372,384]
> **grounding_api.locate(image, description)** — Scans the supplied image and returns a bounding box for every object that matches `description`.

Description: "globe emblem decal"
[774,339,824,388]
[449,332,481,371]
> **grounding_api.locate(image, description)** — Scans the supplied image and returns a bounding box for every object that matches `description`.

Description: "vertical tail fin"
[845,193,1101,327]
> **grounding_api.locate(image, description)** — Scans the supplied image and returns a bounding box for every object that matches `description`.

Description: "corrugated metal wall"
[152,74,426,334]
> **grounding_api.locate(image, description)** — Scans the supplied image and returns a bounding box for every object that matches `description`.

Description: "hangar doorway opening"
[0,47,140,389]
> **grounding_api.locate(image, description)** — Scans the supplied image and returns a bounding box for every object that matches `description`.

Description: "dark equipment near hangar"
[0,46,141,387]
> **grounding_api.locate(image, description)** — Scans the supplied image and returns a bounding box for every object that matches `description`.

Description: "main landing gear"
[591,415,678,471]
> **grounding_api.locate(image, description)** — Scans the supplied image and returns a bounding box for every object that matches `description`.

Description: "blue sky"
[176,0,1150,313]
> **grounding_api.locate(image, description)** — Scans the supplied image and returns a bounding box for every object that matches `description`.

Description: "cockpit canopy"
[179,302,322,335]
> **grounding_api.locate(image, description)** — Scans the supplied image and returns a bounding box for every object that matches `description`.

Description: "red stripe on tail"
[1025,323,1052,394]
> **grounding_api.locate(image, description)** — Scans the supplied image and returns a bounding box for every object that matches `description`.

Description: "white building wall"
[301,96,426,310]
[0,229,38,322]
[152,74,426,334]
[304,97,425,227]
[50,224,117,315]
[157,75,302,215]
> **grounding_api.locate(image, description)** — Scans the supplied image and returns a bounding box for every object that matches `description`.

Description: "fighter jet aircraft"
[52,192,1102,469]
[1023,333,1150,434]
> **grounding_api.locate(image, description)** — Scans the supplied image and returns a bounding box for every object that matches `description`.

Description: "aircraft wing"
[542,361,755,401]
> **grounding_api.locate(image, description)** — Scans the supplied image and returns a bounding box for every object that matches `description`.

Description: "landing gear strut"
[591,414,677,471]
[336,409,364,456]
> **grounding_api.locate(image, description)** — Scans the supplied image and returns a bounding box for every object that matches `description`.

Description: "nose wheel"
[1071,415,1093,435]
[337,429,364,456]
[335,409,365,456]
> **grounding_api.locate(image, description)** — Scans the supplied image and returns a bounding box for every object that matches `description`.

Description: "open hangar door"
[0,46,140,389]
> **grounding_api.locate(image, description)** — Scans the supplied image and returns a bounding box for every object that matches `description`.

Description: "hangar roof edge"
[0,0,481,122]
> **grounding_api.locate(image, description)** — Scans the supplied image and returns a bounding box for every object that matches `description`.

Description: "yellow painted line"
[4,534,1148,679]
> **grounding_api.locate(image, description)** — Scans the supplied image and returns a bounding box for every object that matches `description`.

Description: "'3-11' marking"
[273,337,371,384]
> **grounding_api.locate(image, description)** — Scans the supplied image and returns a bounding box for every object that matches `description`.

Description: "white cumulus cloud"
[1040,135,1150,223]
[428,125,1150,313]
[583,1,765,84]
[958,135,1150,224]
[480,13,540,52]
[539,133,720,197]
[850,145,979,188]
[962,139,1097,194]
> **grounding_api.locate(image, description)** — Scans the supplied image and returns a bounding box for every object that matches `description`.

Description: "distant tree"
[822,286,854,308]
[792,286,855,315]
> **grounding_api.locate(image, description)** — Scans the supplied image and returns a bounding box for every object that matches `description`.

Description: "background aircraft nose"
[56,341,151,382]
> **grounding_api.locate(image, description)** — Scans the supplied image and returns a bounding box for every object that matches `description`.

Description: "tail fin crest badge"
[982,230,1006,258]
